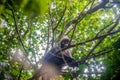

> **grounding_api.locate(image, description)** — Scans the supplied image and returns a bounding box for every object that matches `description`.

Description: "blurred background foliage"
[0,0,120,80]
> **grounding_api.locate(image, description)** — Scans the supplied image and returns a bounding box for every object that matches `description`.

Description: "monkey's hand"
[68,60,85,67]
[68,61,79,67]
[61,55,80,67]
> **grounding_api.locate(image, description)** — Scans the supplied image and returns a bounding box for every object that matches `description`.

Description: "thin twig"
[88,49,113,59]
[23,18,31,38]
[51,30,55,47]
[61,28,120,51]
[18,65,24,80]
[12,9,28,56]
[49,28,120,60]
[59,0,108,39]
[44,26,50,55]
[68,1,91,44]
[12,9,32,66]
[89,0,95,9]
[53,5,67,31]
[95,21,113,37]
[68,49,113,76]
[52,5,67,46]
[64,0,109,29]
[79,16,120,64]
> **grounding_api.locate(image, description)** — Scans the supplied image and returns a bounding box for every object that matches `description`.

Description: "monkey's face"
[61,39,69,48]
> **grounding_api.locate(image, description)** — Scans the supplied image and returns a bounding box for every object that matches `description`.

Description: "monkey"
[28,36,78,80]
[43,36,76,69]
[59,36,72,57]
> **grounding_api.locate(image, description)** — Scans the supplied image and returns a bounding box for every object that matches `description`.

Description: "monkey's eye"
[62,40,69,44]
[65,41,68,44]
[61,40,69,48]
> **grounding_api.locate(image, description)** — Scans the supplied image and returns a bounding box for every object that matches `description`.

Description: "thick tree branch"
[61,28,120,52]
[59,1,91,39]
[111,1,120,4]
[86,16,119,56]
[73,30,120,48]
[87,0,109,14]
[51,28,120,61]
[71,16,120,48]
[68,16,120,67]
[64,0,109,29]
[61,0,109,42]
[64,1,90,29]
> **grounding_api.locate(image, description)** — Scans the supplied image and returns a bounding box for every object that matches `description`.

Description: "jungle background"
[0,0,120,80]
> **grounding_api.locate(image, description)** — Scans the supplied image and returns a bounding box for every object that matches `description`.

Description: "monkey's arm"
[61,55,80,67]
[43,47,80,68]
[44,47,80,67]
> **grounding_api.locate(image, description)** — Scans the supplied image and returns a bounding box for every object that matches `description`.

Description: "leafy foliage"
[0,0,120,80]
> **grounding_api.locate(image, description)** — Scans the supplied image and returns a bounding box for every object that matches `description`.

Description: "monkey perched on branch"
[29,36,79,80]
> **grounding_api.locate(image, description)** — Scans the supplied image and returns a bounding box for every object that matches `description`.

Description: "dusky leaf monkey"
[28,36,78,80]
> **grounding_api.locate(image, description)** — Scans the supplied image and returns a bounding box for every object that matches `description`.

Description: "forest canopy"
[0,0,120,80]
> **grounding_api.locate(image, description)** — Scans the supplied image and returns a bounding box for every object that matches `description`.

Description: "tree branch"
[87,0,109,14]
[61,28,120,51]
[44,26,50,55]
[18,65,24,80]
[12,9,28,56]
[95,21,113,37]
[51,28,120,62]
[64,0,109,29]
[88,49,113,59]
[67,49,112,76]
[67,2,91,44]
[53,5,67,31]
[51,5,67,47]
[64,1,90,30]
[23,18,31,38]
[68,16,120,67]
[12,9,32,67]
